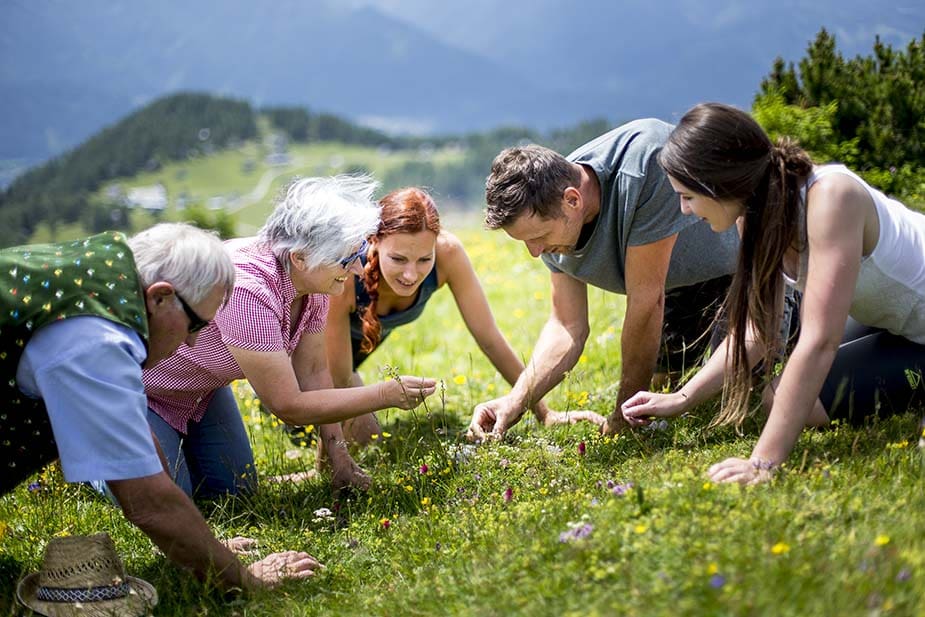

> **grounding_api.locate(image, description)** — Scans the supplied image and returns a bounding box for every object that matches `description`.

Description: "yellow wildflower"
[875,535,890,546]
[453,375,467,385]
[771,542,790,555]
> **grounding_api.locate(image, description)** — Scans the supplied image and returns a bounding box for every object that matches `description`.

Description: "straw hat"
[16,533,157,616]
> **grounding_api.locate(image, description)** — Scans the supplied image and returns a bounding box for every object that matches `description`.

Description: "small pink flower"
[503,487,513,503]
[419,464,429,475]
[578,441,586,456]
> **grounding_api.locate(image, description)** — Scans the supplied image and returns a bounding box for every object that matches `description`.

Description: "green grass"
[2,223,923,616]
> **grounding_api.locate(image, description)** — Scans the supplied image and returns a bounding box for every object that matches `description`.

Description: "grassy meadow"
[1,221,923,616]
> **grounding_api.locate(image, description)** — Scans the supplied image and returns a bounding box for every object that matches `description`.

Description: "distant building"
[104,184,125,201]
[264,132,290,166]
[126,183,168,210]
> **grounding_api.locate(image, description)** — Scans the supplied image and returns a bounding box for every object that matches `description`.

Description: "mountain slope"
[1,0,574,162]
[2,0,923,166]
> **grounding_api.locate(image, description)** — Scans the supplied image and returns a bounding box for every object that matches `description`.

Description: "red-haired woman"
[323,187,604,443]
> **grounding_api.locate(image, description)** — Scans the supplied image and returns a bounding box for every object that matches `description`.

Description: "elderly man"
[468,119,740,439]
[1,223,319,590]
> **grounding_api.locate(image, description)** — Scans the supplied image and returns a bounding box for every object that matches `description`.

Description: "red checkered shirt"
[143,238,329,433]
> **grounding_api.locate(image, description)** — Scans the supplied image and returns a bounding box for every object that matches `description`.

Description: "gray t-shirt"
[542,118,739,293]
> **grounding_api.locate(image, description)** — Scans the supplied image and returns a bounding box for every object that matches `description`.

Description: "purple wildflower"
[503,487,513,503]
[606,480,615,489]
[612,482,633,496]
[578,441,586,456]
[419,464,429,475]
[27,482,42,492]
[709,574,726,589]
[558,522,594,543]
[896,568,912,582]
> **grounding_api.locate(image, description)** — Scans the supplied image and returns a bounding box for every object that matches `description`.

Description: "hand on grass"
[620,391,688,427]
[541,409,607,429]
[248,551,323,587]
[601,412,631,436]
[223,536,258,555]
[331,458,371,492]
[707,457,775,485]
[466,396,524,442]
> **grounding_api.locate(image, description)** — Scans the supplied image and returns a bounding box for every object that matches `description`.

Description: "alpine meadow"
[1,26,924,617]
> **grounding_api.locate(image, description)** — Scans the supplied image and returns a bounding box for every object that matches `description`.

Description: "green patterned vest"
[0,232,148,493]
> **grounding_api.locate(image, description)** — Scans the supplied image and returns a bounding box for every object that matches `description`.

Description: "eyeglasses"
[175,292,211,333]
[339,238,369,269]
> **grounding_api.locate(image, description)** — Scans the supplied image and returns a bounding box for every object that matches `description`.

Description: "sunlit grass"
[1,218,923,616]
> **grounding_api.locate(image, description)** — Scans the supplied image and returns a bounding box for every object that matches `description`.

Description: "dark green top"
[0,231,148,493]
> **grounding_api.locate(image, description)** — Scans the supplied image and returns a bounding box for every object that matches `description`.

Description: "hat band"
[36,582,131,603]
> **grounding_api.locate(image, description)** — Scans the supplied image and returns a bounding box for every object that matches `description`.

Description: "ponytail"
[713,137,813,428]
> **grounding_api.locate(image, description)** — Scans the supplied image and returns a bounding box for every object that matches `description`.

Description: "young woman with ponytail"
[620,102,925,484]
[323,187,605,443]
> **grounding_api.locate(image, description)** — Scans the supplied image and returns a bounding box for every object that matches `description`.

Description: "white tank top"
[784,165,925,344]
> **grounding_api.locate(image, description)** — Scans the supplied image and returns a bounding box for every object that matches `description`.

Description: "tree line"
[758,28,925,203]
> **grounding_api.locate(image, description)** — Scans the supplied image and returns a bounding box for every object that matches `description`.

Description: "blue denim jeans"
[147,385,257,499]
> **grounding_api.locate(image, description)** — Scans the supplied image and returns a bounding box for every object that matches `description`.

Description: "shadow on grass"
[0,555,26,616]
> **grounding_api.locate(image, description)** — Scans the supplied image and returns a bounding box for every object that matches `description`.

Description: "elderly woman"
[144,175,437,497]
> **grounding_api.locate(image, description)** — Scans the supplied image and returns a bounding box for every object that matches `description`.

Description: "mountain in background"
[2,0,923,168]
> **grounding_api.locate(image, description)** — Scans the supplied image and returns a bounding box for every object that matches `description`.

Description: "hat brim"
[17,572,158,617]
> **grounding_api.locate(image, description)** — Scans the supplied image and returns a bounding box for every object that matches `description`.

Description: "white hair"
[128,222,235,304]
[258,175,381,271]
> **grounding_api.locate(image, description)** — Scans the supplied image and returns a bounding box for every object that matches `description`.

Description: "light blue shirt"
[15,316,163,483]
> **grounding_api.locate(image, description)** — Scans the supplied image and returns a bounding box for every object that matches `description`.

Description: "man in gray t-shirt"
[467,119,739,439]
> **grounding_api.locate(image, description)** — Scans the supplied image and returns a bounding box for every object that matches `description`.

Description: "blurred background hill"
[3,0,922,165]
[0,1,922,247]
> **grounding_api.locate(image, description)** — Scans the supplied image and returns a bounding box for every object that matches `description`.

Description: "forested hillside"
[0,94,256,247]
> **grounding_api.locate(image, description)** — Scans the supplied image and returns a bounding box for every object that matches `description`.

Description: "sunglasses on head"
[339,238,369,269]
[175,292,210,333]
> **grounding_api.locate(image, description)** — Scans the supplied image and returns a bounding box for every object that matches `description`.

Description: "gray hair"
[259,175,381,271]
[128,222,235,304]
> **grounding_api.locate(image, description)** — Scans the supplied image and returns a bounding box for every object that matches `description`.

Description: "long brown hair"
[359,187,441,354]
[658,103,813,427]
